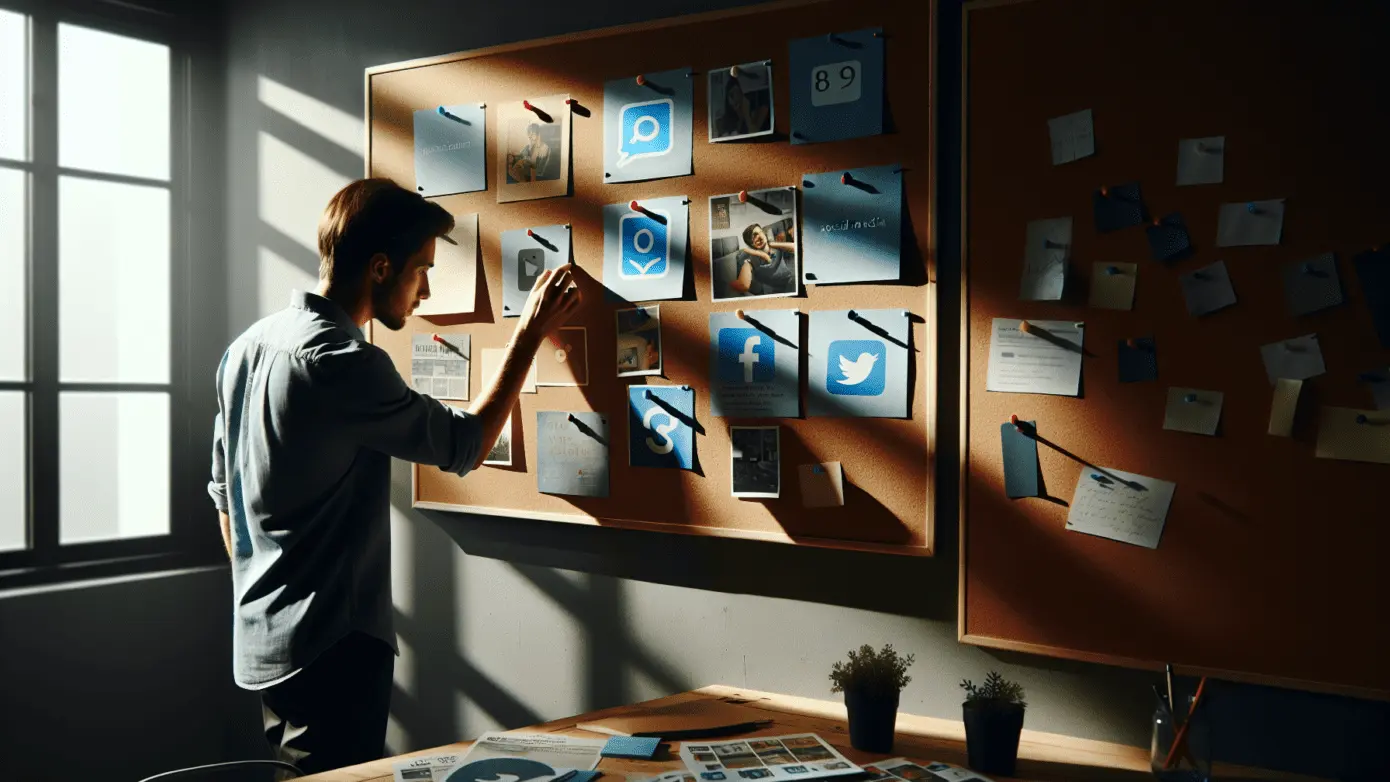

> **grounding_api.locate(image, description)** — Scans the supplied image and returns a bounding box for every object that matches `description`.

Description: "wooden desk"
[301,685,1327,782]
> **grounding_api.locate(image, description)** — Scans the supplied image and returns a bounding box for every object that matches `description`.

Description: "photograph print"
[616,305,662,377]
[709,61,775,142]
[497,94,571,203]
[709,187,799,300]
[483,415,514,466]
[505,118,561,184]
[730,426,780,499]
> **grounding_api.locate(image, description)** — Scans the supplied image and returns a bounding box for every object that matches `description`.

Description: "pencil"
[1162,676,1208,770]
[1165,664,1175,721]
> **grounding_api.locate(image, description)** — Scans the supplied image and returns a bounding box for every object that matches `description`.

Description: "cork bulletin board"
[961,0,1390,695]
[365,0,937,555]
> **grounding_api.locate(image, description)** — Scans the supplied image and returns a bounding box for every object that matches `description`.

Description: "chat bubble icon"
[617,98,674,168]
[619,210,671,278]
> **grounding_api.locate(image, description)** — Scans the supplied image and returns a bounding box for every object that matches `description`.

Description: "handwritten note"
[1066,468,1176,549]
[1047,109,1094,165]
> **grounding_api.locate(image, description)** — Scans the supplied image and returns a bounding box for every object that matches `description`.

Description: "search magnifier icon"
[629,115,661,144]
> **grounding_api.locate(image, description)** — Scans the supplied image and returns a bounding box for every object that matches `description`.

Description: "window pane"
[0,169,25,380]
[59,177,169,383]
[58,23,169,180]
[0,10,24,161]
[0,392,25,552]
[60,392,169,544]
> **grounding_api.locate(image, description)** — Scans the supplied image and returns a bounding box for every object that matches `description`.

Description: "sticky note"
[1164,387,1223,436]
[801,164,904,285]
[986,318,1084,397]
[628,385,695,470]
[1146,212,1193,262]
[788,28,886,145]
[1268,378,1302,437]
[1089,262,1137,310]
[1020,217,1071,301]
[603,736,663,759]
[1118,337,1157,383]
[1260,334,1325,385]
[1176,136,1224,186]
[602,196,689,303]
[1353,247,1390,348]
[1001,421,1040,499]
[1362,369,1390,410]
[799,462,845,508]
[1315,407,1390,465]
[1047,109,1094,165]
[1216,199,1285,247]
[413,103,486,198]
[537,411,610,498]
[1283,253,1344,316]
[1180,260,1237,316]
[603,69,693,184]
[1092,182,1147,233]
[1066,468,1176,549]
[807,308,910,418]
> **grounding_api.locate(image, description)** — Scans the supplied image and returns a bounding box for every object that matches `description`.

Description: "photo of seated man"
[506,120,560,183]
[710,188,799,301]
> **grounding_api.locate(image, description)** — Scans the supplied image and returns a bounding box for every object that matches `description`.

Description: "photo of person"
[709,187,799,301]
[731,426,780,499]
[505,119,561,184]
[616,305,662,377]
[709,62,774,142]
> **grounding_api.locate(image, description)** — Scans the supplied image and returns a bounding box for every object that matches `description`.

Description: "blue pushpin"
[1105,266,1122,275]
[1246,202,1259,214]
[437,105,448,116]
[1356,414,1369,424]
[1090,473,1105,481]
[1183,393,1198,403]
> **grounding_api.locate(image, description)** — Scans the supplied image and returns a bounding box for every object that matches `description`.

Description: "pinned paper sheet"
[537,411,610,498]
[501,224,571,318]
[1092,182,1147,233]
[1353,247,1390,348]
[1118,337,1157,383]
[411,333,469,400]
[536,326,589,387]
[414,213,479,317]
[1283,253,1344,316]
[985,318,1084,397]
[1000,420,1040,499]
[1216,199,1285,246]
[1176,136,1224,186]
[1315,407,1390,465]
[1180,260,1237,317]
[1089,262,1137,310]
[1020,217,1071,301]
[1268,378,1302,437]
[481,348,537,395]
[1362,368,1390,410]
[1146,212,1193,262]
[1260,333,1325,385]
[1164,387,1223,436]
[798,462,845,508]
[1066,468,1176,549]
[1047,109,1094,165]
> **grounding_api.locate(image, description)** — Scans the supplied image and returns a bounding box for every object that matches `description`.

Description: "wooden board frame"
[364,0,938,557]
[957,0,1390,699]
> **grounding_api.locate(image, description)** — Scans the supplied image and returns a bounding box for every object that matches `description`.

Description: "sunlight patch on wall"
[258,74,363,156]
[257,246,315,318]
[258,130,349,254]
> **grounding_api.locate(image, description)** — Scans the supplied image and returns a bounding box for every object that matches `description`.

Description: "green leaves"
[829,643,915,695]
[960,671,1026,707]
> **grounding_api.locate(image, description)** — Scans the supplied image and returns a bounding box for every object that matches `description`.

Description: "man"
[207,179,582,773]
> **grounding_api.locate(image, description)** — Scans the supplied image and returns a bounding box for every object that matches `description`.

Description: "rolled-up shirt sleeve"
[311,342,483,475]
[208,411,229,512]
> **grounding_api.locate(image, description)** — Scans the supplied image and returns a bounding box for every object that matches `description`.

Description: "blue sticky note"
[1354,247,1390,348]
[1146,212,1193,262]
[604,68,694,184]
[1001,420,1040,499]
[1092,182,1147,233]
[807,309,910,418]
[801,164,903,285]
[788,28,885,144]
[602,197,689,303]
[602,736,662,759]
[628,386,695,470]
[1119,338,1158,383]
[537,411,609,498]
[708,310,801,418]
[413,103,486,197]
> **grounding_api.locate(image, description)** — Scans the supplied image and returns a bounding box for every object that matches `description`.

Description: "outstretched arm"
[767,241,796,252]
[730,258,754,293]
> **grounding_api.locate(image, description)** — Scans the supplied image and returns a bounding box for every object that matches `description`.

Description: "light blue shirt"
[208,291,482,689]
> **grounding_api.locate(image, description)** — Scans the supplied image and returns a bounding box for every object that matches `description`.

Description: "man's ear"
[367,252,393,284]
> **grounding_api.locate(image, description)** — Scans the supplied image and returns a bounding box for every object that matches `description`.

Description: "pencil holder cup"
[1150,695,1211,781]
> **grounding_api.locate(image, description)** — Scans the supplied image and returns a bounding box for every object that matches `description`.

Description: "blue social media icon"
[617,98,673,168]
[717,328,774,384]
[827,339,886,396]
[619,211,670,278]
[629,387,693,470]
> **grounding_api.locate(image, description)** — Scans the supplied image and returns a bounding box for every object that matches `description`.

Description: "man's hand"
[516,264,583,348]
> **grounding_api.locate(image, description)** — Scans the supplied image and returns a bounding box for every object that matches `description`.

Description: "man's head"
[526,122,542,145]
[317,178,454,330]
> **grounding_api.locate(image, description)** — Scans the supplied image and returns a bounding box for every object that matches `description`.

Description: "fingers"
[549,265,574,290]
[532,267,554,292]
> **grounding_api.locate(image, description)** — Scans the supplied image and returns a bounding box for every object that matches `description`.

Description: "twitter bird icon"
[827,339,887,396]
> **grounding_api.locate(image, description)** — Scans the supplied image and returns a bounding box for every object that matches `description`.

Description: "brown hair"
[316,178,454,283]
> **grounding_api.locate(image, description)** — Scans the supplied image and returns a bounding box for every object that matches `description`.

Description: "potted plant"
[829,644,914,753]
[960,671,1027,776]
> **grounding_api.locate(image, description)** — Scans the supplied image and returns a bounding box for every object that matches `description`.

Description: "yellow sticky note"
[1315,407,1390,464]
[1268,378,1302,436]
[1089,262,1138,310]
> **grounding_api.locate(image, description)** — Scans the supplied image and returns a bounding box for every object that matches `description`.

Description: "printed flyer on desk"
[679,734,862,781]
[866,757,993,782]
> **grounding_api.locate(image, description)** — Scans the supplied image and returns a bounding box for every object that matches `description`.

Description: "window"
[0,2,197,577]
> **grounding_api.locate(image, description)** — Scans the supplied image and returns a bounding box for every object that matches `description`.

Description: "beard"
[371,274,409,331]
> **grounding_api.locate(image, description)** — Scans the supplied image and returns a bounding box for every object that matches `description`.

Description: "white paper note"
[1217,199,1285,246]
[1047,109,1094,165]
[413,213,478,316]
[1268,378,1302,437]
[1176,136,1224,186]
[461,732,605,770]
[1066,467,1176,549]
[1259,333,1325,385]
[1315,407,1390,465]
[411,333,469,400]
[1020,217,1071,301]
[986,318,1084,397]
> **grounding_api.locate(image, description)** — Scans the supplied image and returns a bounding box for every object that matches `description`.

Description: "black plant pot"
[962,702,1024,776]
[845,687,899,753]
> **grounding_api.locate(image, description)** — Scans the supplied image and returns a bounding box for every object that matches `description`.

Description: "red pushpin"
[526,229,535,237]
[635,74,646,86]
[564,98,576,105]
[1018,320,1033,334]
[629,199,641,211]
[1153,217,1162,226]
[431,333,448,346]
[840,172,851,185]
[1126,338,1138,349]
[1009,414,1022,432]
[522,99,534,111]
[736,309,747,320]
[1100,186,1109,197]
[738,190,748,203]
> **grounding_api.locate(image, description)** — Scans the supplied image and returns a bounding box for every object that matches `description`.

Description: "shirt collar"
[290,290,365,341]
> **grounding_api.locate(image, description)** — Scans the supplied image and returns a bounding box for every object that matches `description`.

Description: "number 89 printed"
[810,59,862,107]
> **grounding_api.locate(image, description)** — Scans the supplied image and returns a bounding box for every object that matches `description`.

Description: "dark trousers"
[260,632,395,775]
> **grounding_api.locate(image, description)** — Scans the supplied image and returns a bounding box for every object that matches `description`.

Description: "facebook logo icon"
[717,328,774,384]
[826,339,886,396]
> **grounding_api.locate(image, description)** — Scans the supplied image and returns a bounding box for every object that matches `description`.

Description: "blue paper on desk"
[1000,420,1040,499]
[602,736,663,759]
